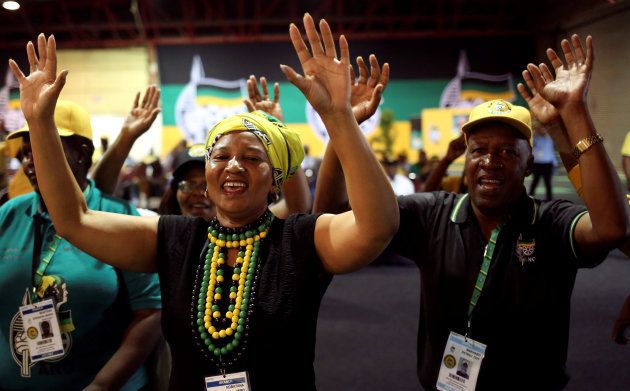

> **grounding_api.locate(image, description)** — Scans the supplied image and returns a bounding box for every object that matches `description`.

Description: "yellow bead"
[236,257,244,263]
[210,236,216,243]
[260,231,267,238]
[212,332,220,339]
[254,235,260,241]
[205,321,211,328]
[219,330,226,338]
[231,322,238,330]
[238,285,244,292]
[205,303,211,310]
[232,241,239,247]
[210,277,216,284]
[209,326,216,333]
[243,261,249,269]
[214,293,221,300]
[236,299,242,307]
[213,311,221,318]
[239,278,246,285]
[240,240,247,247]
[226,241,233,248]
[204,315,210,322]
[226,311,233,318]
[233,309,240,317]
[237,292,243,299]
[246,245,253,251]
[217,275,224,282]
[217,258,225,265]
[225,328,233,336]
[214,246,220,253]
[244,255,251,263]
[229,292,237,299]
[246,238,254,245]
[232,274,239,281]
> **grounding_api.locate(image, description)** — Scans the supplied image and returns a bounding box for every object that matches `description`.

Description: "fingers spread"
[303,14,324,57]
[273,82,280,103]
[380,63,390,87]
[339,35,349,65]
[546,48,564,71]
[37,34,47,69]
[319,19,337,59]
[560,38,575,68]
[260,77,269,100]
[8,59,26,82]
[244,99,256,113]
[280,64,307,92]
[47,35,57,77]
[356,56,368,84]
[133,91,140,108]
[526,63,546,92]
[289,23,311,66]
[27,41,37,73]
[367,54,381,88]
[516,82,531,101]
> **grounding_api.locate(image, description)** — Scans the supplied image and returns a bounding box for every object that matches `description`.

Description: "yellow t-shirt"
[622,131,630,156]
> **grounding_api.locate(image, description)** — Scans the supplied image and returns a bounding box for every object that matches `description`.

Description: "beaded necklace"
[191,210,274,371]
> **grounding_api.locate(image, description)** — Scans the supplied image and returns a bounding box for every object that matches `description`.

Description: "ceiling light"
[2,1,20,11]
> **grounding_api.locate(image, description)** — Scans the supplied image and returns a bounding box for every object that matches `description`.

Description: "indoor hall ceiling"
[0,0,627,49]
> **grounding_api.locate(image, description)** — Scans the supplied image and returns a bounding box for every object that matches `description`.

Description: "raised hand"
[517,68,559,125]
[526,34,593,111]
[281,14,352,118]
[8,34,67,123]
[121,85,161,139]
[350,55,389,124]
[243,75,284,122]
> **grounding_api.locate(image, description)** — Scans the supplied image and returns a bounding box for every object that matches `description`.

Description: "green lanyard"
[466,223,504,338]
[33,234,62,288]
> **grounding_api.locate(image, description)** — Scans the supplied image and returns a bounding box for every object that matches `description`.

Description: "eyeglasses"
[177,180,206,193]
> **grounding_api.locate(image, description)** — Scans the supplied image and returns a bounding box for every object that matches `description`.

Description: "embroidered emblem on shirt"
[515,233,536,266]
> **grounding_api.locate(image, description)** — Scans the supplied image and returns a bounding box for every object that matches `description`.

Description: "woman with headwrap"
[10,14,398,391]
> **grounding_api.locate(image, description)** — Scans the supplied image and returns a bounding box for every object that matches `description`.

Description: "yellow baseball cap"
[7,100,93,142]
[461,99,532,146]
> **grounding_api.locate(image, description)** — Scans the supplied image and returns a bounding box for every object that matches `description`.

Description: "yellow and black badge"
[443,354,457,369]
[27,326,39,339]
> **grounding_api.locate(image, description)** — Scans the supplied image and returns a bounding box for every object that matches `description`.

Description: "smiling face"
[465,122,533,219]
[205,131,274,226]
[176,165,216,220]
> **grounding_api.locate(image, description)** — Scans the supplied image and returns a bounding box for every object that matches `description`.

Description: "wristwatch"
[572,133,604,159]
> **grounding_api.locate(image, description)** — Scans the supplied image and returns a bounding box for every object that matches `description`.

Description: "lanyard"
[31,213,62,289]
[466,223,504,338]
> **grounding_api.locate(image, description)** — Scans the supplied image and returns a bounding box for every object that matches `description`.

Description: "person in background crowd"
[0,99,162,391]
[422,133,467,193]
[528,119,557,200]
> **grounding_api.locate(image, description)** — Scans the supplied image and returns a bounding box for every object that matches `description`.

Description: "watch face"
[305,102,381,145]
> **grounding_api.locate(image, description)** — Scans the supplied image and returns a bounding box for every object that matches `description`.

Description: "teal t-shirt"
[0,181,162,390]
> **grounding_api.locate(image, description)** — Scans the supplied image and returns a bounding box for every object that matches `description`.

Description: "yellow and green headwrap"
[205,111,304,192]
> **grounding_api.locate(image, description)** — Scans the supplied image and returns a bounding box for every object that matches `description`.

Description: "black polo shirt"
[390,190,606,391]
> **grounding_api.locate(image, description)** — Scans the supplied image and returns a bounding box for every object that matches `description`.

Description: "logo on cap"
[188,144,206,158]
[487,100,512,115]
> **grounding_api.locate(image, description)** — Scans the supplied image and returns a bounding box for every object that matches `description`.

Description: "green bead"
[197,318,203,326]
[202,275,209,283]
[218,252,225,259]
[231,340,239,348]
[201,332,209,340]
[217,269,224,276]
[238,317,245,325]
[232,234,239,241]
[244,286,250,293]
[228,304,235,311]
[258,224,265,232]
[203,263,210,271]
[237,325,244,333]
[247,269,254,277]
[197,304,204,312]
[230,286,237,292]
[214,287,223,294]
[245,280,252,287]
[213,348,221,356]
[235,332,242,340]
[198,325,205,333]
[245,230,253,238]
[218,233,226,240]
[211,229,218,236]
[197,311,204,318]
[234,267,241,274]
[226,343,234,352]
[239,234,245,241]
[211,305,219,312]
[220,347,228,355]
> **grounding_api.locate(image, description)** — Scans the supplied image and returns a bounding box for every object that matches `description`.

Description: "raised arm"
[281,14,398,274]
[9,34,158,272]
[312,52,389,213]
[243,74,311,216]
[91,85,161,194]
[527,34,628,254]
[422,134,465,192]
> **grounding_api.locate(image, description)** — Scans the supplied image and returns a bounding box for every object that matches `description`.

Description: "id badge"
[18,298,65,363]
[205,371,251,391]
[436,331,486,391]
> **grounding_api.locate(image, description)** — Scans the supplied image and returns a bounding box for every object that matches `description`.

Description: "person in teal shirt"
[0,100,162,391]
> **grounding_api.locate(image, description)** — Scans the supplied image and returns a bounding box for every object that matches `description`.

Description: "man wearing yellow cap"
[315,35,627,390]
[0,100,162,390]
